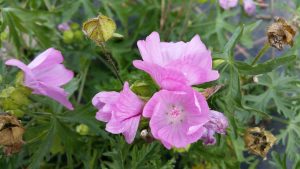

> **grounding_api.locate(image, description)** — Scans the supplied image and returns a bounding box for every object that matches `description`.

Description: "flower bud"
[82,15,116,43]
[63,30,74,44]
[243,0,256,15]
[74,30,84,41]
[267,17,296,50]
[76,124,89,136]
[70,23,80,30]
[57,23,70,32]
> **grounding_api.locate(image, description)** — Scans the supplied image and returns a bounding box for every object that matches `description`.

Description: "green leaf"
[224,25,244,61]
[28,118,57,169]
[235,55,297,75]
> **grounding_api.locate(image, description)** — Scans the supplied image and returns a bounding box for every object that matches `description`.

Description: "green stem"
[251,43,270,66]
[98,43,123,85]
[77,60,90,104]
[270,115,289,125]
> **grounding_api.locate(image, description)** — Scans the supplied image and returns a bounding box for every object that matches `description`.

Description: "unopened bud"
[76,124,89,136]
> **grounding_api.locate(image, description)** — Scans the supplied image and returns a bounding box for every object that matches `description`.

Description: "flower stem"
[251,43,270,66]
[98,43,123,85]
[270,115,289,125]
[77,60,90,104]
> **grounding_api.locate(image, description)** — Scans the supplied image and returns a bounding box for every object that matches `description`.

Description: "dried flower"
[82,15,116,44]
[267,17,296,50]
[201,110,228,145]
[244,127,276,159]
[0,113,25,155]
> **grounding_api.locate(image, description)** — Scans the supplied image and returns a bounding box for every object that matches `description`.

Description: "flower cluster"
[219,0,256,16]
[93,32,228,149]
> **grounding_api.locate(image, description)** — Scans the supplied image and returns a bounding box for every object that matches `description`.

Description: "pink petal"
[28,48,63,69]
[92,91,119,109]
[32,64,74,86]
[159,42,186,65]
[123,115,141,144]
[133,60,188,90]
[5,59,33,77]
[33,82,73,110]
[137,32,163,64]
[113,82,144,118]
[95,109,112,122]
[106,118,126,134]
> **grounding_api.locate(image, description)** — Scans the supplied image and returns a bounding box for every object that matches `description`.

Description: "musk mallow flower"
[143,86,210,149]
[243,0,256,15]
[5,48,74,110]
[92,82,144,144]
[133,32,219,91]
[219,0,238,10]
[201,110,228,145]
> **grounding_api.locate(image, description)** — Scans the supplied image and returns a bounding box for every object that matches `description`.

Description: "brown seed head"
[244,127,276,159]
[0,113,25,155]
[267,17,296,50]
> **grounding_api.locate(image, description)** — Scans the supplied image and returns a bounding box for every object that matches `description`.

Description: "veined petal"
[32,64,74,86]
[33,82,73,110]
[133,60,188,90]
[123,115,141,144]
[28,48,63,69]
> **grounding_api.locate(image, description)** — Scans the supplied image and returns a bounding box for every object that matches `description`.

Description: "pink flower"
[57,23,70,32]
[143,87,210,149]
[201,110,228,145]
[243,0,256,15]
[92,82,144,144]
[5,48,74,110]
[219,0,238,10]
[133,32,219,91]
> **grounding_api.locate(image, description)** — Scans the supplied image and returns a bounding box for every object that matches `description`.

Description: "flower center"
[167,105,185,124]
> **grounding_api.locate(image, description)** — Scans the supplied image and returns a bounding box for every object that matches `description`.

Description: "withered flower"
[201,85,224,99]
[244,127,276,160]
[140,129,154,143]
[0,113,25,155]
[82,14,116,44]
[267,17,296,50]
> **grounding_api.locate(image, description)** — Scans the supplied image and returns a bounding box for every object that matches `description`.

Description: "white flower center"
[167,105,185,124]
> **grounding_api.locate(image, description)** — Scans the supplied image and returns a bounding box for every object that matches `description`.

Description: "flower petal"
[28,48,63,69]
[133,60,188,90]
[123,115,141,144]
[33,82,73,110]
[32,64,74,86]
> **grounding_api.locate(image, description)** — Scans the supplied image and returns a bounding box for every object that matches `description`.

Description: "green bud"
[70,23,80,30]
[74,30,84,41]
[213,59,225,68]
[63,30,74,44]
[0,32,8,41]
[173,144,191,153]
[76,124,89,135]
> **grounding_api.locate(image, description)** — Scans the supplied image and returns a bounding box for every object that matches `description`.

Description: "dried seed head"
[82,14,116,44]
[244,127,276,159]
[201,85,224,99]
[267,17,296,50]
[0,113,25,155]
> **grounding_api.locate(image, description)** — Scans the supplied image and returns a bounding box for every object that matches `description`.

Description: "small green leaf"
[235,55,296,75]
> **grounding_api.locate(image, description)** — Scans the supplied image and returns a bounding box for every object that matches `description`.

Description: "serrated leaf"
[235,55,296,75]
